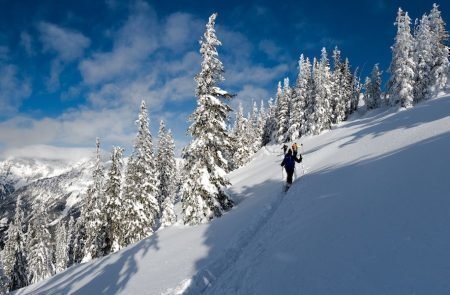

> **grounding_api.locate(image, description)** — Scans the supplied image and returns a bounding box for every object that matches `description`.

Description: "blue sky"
[0,0,448,160]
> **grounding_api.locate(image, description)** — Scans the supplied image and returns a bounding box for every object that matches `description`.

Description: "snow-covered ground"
[17,95,450,294]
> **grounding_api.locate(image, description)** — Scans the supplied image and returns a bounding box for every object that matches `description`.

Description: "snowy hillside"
[17,94,450,294]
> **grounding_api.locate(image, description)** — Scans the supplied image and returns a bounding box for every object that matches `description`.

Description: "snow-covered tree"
[2,197,28,291]
[27,204,54,284]
[364,64,383,109]
[388,8,416,108]
[428,4,449,96]
[66,216,77,267]
[262,97,277,146]
[249,101,262,153]
[414,13,434,102]
[288,54,309,140]
[0,261,8,295]
[311,48,333,134]
[54,220,69,274]
[103,146,124,253]
[182,13,234,225]
[233,103,252,168]
[307,58,319,134]
[256,100,266,145]
[82,138,107,261]
[276,79,291,142]
[156,120,177,227]
[332,47,348,124]
[71,216,86,265]
[122,101,159,247]
[350,68,362,113]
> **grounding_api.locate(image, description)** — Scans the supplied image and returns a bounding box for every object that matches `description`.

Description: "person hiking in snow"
[292,142,298,158]
[282,144,288,155]
[281,149,302,187]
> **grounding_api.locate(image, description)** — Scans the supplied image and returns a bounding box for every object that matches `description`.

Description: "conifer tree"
[2,197,28,292]
[428,4,449,96]
[54,220,69,274]
[72,216,86,264]
[0,261,8,295]
[388,8,416,108]
[156,121,177,227]
[364,64,383,109]
[27,204,54,284]
[182,13,234,225]
[122,101,159,246]
[332,47,348,124]
[307,58,319,134]
[414,14,434,102]
[103,146,124,253]
[262,97,277,146]
[288,54,309,140]
[66,216,76,267]
[249,101,262,153]
[276,79,291,142]
[233,103,252,167]
[350,68,362,112]
[82,138,107,261]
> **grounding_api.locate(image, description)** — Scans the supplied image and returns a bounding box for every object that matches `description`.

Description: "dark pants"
[286,168,294,184]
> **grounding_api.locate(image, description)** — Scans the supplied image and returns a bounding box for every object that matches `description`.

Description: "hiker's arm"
[295,155,302,163]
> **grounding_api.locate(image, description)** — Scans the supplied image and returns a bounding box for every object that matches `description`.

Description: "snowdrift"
[17,95,450,294]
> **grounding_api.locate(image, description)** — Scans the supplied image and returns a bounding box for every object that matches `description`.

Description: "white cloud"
[233,85,271,114]
[0,64,32,115]
[38,22,90,62]
[0,144,94,163]
[162,13,203,51]
[20,31,35,56]
[79,0,158,85]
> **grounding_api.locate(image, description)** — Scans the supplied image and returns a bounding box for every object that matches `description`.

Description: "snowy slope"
[17,95,450,294]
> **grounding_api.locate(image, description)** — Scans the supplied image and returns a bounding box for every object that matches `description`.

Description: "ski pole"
[301,143,305,175]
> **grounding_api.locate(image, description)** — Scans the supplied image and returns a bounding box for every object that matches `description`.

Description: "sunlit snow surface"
[17,95,450,295]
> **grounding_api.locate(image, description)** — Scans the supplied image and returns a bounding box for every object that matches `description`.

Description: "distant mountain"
[0,157,94,246]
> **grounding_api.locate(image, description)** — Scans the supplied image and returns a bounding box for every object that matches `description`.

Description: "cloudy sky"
[0,0,447,161]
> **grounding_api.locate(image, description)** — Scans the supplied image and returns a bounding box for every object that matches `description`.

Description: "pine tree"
[66,216,76,267]
[103,146,124,253]
[122,101,159,247]
[307,58,319,134]
[364,64,383,109]
[350,68,362,112]
[414,14,434,102]
[2,196,28,292]
[388,8,416,108]
[182,13,234,225]
[428,4,449,96]
[156,121,177,228]
[233,103,252,167]
[276,79,291,142]
[54,220,69,273]
[262,97,277,146]
[288,54,309,140]
[249,101,262,153]
[256,100,266,146]
[82,138,107,261]
[332,47,348,124]
[311,49,333,134]
[71,216,86,265]
[27,204,54,284]
[0,260,8,295]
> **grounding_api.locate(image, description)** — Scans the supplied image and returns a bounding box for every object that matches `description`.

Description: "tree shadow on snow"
[19,233,160,295]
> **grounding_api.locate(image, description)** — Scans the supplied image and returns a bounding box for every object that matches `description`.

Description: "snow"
[16,95,450,294]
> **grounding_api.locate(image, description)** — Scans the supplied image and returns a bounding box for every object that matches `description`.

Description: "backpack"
[284,155,295,170]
